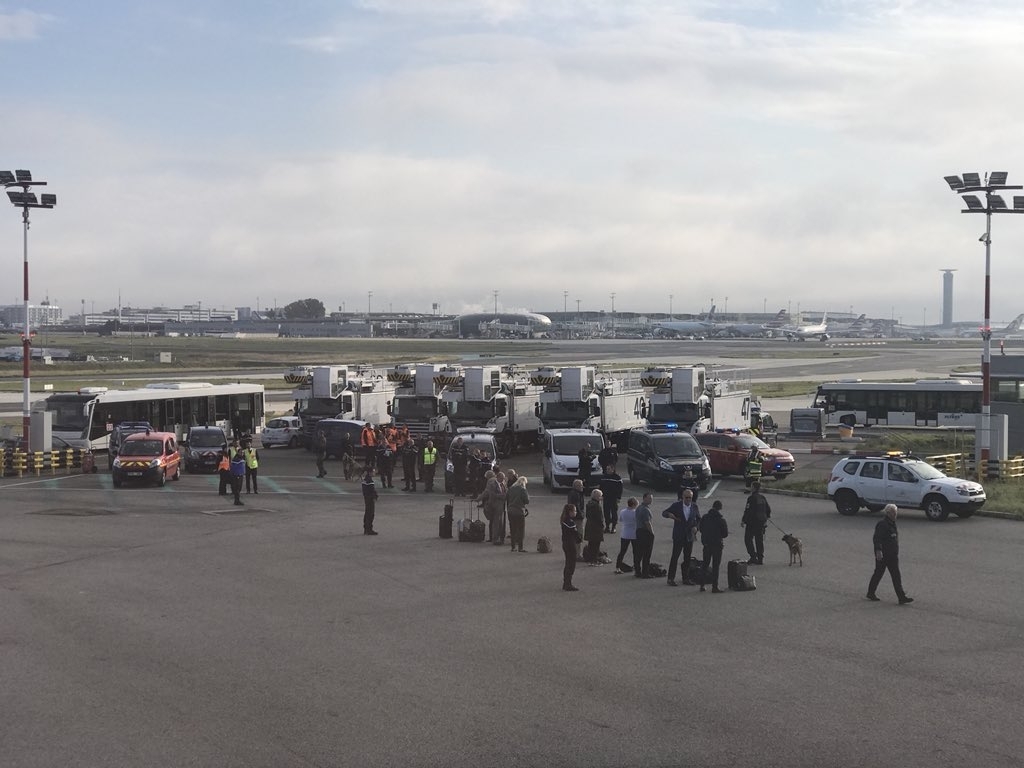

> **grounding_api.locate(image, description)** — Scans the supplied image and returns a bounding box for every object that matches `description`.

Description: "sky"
[3,1,1024,324]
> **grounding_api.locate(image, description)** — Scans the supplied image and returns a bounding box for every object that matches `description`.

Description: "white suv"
[261,416,303,448]
[827,455,986,521]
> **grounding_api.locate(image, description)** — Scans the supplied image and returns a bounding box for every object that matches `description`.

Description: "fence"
[0,448,95,478]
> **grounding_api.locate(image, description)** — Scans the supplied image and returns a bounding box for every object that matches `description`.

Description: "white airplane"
[896,314,1024,340]
[714,309,788,338]
[780,312,830,342]
[654,305,716,338]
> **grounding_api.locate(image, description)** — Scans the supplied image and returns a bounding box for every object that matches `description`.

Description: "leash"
[767,516,791,537]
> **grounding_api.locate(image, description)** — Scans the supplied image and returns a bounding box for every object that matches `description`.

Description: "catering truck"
[386,363,446,442]
[434,365,543,457]
[292,365,394,445]
[640,366,752,434]
[532,366,647,450]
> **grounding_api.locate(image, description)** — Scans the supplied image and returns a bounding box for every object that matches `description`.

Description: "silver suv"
[827,455,986,521]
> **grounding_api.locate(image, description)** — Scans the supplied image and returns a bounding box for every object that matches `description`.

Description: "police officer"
[314,430,328,478]
[741,481,770,565]
[361,470,379,535]
[867,504,914,604]
[401,437,419,491]
[421,439,438,492]
[449,437,469,496]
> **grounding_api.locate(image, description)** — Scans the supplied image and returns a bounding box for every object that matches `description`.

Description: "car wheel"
[835,490,860,516]
[288,436,298,448]
[157,469,166,488]
[954,508,975,518]
[112,477,122,488]
[173,464,181,481]
[627,462,638,485]
[923,495,950,521]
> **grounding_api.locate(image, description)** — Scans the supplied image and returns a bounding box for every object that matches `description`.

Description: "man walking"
[420,439,438,492]
[867,504,913,604]
[742,481,771,565]
[361,470,379,535]
[663,487,700,586]
[229,450,246,506]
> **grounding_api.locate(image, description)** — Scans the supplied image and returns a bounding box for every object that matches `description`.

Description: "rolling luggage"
[457,499,487,543]
[727,559,748,591]
[439,499,454,539]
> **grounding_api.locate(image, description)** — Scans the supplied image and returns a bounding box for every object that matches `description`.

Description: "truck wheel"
[627,463,638,485]
[542,469,550,486]
[923,495,950,521]
[498,435,513,459]
[835,490,860,516]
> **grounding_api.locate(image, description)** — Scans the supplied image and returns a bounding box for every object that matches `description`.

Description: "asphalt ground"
[2,446,1022,768]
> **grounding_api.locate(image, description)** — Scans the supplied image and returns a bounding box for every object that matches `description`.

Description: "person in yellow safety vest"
[242,439,260,494]
[228,438,240,458]
[217,446,231,496]
[420,439,438,493]
[744,445,763,489]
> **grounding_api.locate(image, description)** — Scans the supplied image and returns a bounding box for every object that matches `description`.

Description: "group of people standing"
[217,437,259,506]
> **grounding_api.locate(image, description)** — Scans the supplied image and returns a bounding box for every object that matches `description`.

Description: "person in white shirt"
[614,497,639,574]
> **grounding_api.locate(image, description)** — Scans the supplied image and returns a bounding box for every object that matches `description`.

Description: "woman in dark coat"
[561,503,581,591]
[584,489,605,564]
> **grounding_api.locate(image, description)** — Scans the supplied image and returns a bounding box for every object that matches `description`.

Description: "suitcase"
[687,560,707,583]
[457,499,486,543]
[727,559,748,591]
[439,499,454,539]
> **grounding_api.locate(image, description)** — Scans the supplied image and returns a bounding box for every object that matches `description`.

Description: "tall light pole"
[563,290,568,317]
[669,294,673,320]
[610,292,616,338]
[367,290,373,338]
[944,171,1024,473]
[3,170,56,451]
[493,290,499,316]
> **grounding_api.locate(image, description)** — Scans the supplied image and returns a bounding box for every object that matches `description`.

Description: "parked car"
[826,454,986,521]
[262,416,303,448]
[625,427,711,490]
[313,418,367,460]
[445,432,499,493]
[693,430,796,480]
[108,420,154,469]
[111,430,182,488]
[183,426,228,473]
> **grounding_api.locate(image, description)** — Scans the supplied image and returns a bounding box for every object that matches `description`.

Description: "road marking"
[0,474,85,489]
[703,480,721,497]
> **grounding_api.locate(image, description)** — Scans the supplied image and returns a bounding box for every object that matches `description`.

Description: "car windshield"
[908,461,946,481]
[653,433,704,459]
[124,439,163,457]
[189,431,224,447]
[552,434,604,454]
[733,433,770,450]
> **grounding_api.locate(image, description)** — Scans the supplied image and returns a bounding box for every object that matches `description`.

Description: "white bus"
[812,380,981,428]
[38,382,265,451]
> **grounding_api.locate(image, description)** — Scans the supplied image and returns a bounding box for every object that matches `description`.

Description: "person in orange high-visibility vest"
[217,446,231,496]
[360,423,377,470]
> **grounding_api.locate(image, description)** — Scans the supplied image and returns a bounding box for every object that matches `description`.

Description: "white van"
[540,428,605,492]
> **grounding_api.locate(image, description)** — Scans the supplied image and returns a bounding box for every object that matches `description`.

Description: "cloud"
[0,9,55,40]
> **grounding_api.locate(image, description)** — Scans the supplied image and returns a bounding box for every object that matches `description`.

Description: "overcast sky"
[3,1,1024,323]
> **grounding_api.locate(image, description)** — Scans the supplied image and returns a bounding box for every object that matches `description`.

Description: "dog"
[781,534,803,566]
[341,453,357,481]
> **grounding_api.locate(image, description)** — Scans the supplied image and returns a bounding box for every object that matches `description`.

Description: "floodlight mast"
[3,170,56,452]
[944,171,1024,475]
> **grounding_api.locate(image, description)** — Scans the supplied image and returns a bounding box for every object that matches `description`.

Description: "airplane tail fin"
[706,304,716,322]
[1006,313,1024,332]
